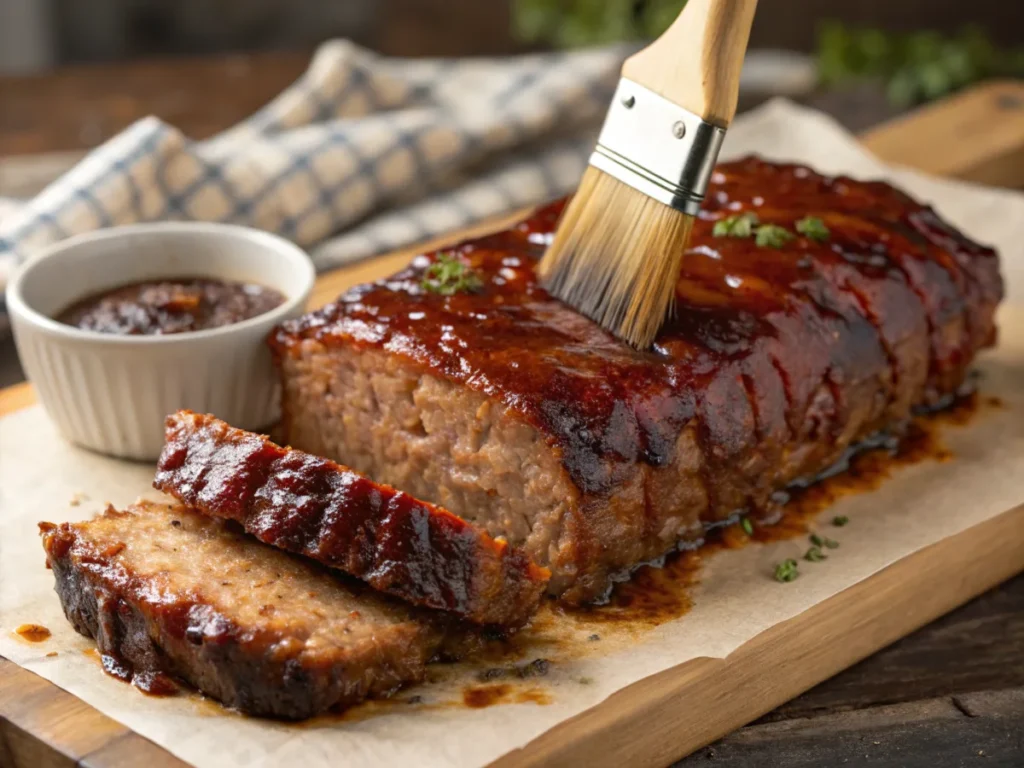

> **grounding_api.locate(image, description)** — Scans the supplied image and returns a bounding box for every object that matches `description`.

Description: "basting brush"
[537,0,759,349]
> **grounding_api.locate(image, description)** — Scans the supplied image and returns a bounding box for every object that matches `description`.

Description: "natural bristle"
[537,169,695,349]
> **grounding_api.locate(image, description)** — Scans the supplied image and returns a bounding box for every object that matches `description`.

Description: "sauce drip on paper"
[13,624,51,642]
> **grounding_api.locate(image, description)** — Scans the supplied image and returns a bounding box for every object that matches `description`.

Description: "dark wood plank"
[0,52,309,156]
[764,574,1024,721]
[681,688,1024,767]
[0,2,517,159]
[375,0,515,57]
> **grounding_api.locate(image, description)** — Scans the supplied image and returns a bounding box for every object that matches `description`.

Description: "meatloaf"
[154,410,549,627]
[270,157,1003,605]
[40,501,456,718]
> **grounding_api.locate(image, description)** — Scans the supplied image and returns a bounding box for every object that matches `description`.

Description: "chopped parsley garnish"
[741,517,754,536]
[810,532,841,550]
[804,546,827,562]
[796,216,831,242]
[774,559,800,582]
[755,224,796,249]
[714,214,829,249]
[420,252,483,296]
[713,211,760,238]
[832,515,850,527]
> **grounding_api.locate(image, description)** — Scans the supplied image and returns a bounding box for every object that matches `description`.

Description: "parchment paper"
[2,100,1023,768]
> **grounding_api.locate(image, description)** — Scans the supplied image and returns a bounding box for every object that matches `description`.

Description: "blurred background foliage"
[513,0,688,48]
[512,0,1024,106]
[817,24,1024,107]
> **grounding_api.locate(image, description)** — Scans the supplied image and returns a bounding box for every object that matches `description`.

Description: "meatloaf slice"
[270,157,1003,605]
[153,410,549,627]
[40,501,454,719]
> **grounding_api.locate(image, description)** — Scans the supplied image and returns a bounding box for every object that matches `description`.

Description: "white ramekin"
[6,223,316,460]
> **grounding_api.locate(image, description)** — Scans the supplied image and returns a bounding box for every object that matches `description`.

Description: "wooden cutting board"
[2,80,1024,768]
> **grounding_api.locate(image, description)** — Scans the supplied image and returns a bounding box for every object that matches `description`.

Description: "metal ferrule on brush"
[589,78,727,217]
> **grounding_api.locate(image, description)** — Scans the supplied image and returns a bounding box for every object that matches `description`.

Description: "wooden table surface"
[1,56,1023,766]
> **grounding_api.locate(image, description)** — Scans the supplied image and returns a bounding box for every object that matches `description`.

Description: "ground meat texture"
[270,157,1003,605]
[40,502,457,719]
[57,277,285,335]
[154,411,549,627]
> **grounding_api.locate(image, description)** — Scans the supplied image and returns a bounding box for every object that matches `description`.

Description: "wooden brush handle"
[622,0,758,127]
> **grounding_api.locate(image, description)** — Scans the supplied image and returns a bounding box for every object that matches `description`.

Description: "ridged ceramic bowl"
[6,223,315,460]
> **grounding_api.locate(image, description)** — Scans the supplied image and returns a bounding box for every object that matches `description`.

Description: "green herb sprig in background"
[818,23,1024,108]
[512,2,1023,110]
[513,0,687,49]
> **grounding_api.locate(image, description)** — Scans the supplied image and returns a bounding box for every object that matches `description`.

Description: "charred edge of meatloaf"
[40,503,450,719]
[154,410,549,627]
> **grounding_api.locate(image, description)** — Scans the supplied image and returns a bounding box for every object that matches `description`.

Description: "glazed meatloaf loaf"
[154,410,549,627]
[41,501,460,718]
[270,157,1003,605]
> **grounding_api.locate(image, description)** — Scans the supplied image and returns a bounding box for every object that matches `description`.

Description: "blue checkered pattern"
[0,40,631,328]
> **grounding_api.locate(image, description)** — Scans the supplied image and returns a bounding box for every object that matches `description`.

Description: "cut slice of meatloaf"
[40,501,457,719]
[153,410,549,627]
[269,156,1004,605]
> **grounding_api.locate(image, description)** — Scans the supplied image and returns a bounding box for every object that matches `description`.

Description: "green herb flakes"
[833,515,850,527]
[741,517,754,536]
[713,213,805,250]
[796,216,830,242]
[774,559,800,583]
[713,211,760,238]
[804,546,827,563]
[754,224,796,249]
[809,532,840,550]
[420,253,483,296]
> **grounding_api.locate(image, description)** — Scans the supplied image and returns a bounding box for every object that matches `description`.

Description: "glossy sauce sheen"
[59,277,285,335]
[155,411,549,627]
[273,158,1002,506]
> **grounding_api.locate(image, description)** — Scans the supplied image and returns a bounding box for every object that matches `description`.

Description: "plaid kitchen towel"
[0,40,631,326]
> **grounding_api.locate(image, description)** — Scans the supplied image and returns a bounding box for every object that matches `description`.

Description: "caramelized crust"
[271,157,1003,603]
[154,411,549,626]
[40,502,454,718]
